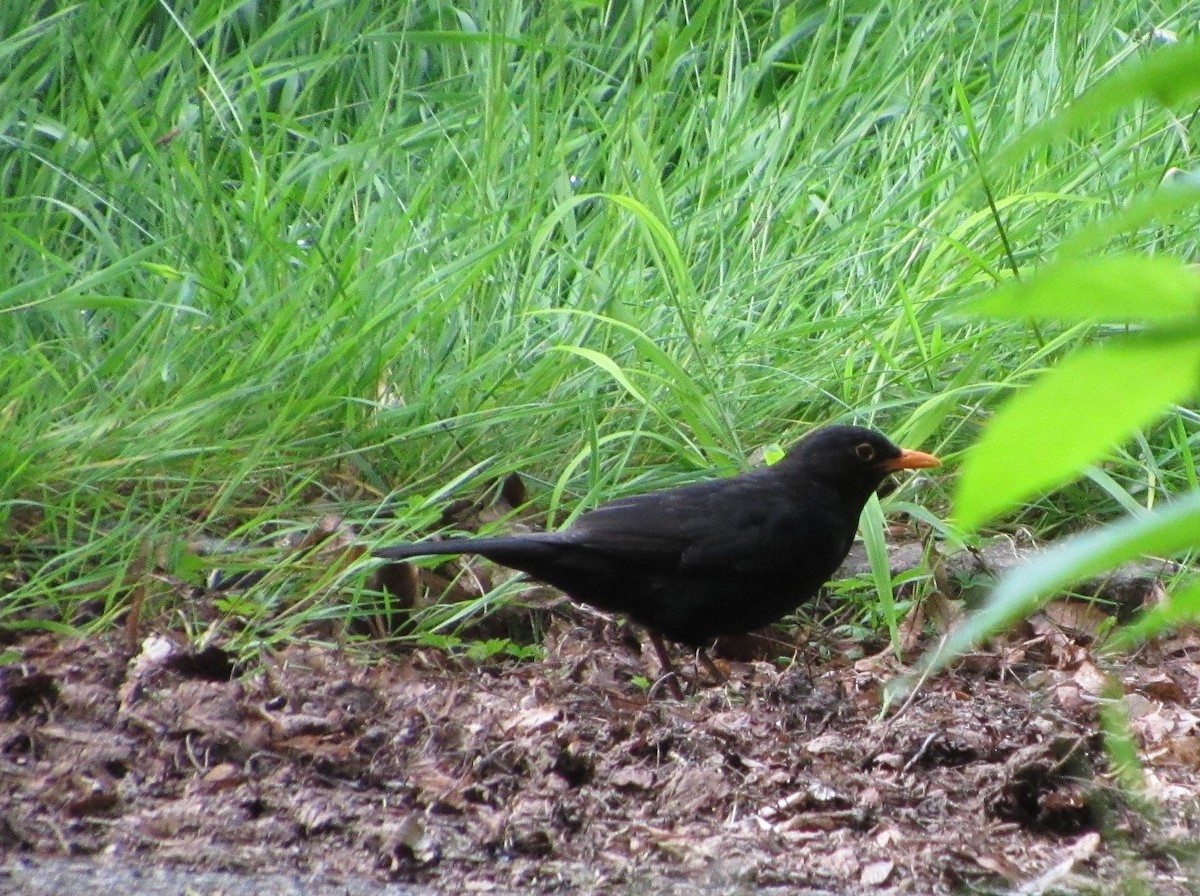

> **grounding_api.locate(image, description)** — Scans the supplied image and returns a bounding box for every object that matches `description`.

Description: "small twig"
[901,732,940,775]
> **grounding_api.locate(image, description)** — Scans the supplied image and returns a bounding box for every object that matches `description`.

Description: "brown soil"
[3,610,1200,894]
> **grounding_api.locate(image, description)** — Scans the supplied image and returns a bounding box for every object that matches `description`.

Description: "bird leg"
[696,648,726,686]
[645,635,726,697]
[647,632,685,700]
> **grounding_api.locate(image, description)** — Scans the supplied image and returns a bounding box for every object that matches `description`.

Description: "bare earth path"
[3,598,1200,895]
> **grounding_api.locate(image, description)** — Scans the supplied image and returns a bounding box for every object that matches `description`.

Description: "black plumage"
[375,426,939,648]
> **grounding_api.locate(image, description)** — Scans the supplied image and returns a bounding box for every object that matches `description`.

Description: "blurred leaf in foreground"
[955,332,1200,531]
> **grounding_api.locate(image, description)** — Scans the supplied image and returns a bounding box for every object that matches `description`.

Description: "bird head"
[781,425,940,504]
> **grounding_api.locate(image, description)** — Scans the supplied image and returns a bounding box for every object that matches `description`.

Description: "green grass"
[2,1,1198,641]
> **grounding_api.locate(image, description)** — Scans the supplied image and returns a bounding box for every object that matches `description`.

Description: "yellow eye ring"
[855,442,875,461]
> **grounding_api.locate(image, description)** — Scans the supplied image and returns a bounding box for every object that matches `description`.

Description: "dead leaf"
[1165,736,1200,767]
[197,762,244,792]
[1071,661,1109,695]
[498,704,562,735]
[861,858,894,886]
[818,846,860,880]
[1139,672,1187,703]
[1042,599,1112,638]
[610,765,656,791]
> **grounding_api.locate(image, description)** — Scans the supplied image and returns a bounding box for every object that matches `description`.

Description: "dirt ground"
[4,582,1200,896]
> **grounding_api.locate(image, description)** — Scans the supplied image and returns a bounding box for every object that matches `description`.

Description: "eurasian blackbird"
[375,425,939,688]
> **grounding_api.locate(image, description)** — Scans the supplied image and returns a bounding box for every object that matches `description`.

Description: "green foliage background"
[2,1,1198,633]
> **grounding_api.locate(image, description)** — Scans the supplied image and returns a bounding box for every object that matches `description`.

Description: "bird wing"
[567,492,699,560]
[570,473,838,572]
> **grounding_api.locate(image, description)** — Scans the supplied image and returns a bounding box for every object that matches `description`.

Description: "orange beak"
[881,448,941,472]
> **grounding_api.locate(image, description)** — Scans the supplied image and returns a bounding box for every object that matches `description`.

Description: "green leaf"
[914,490,1200,681]
[955,333,1200,530]
[860,494,899,652]
[553,345,648,404]
[1060,182,1200,257]
[998,40,1200,170]
[968,255,1200,322]
[1058,39,1200,124]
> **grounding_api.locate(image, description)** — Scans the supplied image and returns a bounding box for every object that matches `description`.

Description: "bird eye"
[855,442,875,461]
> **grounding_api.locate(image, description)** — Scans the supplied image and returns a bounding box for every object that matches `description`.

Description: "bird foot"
[644,633,730,699]
[648,671,685,701]
[697,649,726,686]
[647,633,685,700]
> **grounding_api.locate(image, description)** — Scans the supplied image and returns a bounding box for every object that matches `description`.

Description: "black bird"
[375,425,939,691]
